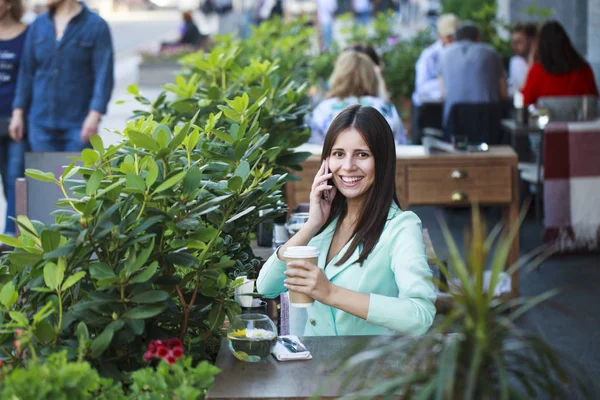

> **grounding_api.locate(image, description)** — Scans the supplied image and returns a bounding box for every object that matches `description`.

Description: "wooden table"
[206,336,396,399]
[286,145,520,297]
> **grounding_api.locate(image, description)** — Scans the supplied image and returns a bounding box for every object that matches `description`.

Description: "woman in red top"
[521,20,599,106]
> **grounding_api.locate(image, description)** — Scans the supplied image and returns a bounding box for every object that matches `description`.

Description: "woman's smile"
[328,128,375,201]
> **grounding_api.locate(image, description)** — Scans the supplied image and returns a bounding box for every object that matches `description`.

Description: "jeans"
[0,137,26,235]
[27,123,91,152]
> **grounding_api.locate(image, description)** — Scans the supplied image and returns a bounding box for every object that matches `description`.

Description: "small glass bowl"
[227,313,278,362]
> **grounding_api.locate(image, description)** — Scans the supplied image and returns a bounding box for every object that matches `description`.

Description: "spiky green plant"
[330,207,592,399]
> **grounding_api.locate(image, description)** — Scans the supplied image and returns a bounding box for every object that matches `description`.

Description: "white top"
[316,0,337,25]
[412,40,444,106]
[508,55,529,95]
[310,96,406,145]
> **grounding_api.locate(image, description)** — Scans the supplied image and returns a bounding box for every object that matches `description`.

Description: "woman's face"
[328,128,375,202]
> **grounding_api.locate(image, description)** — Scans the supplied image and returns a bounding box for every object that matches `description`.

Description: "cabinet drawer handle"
[451,192,468,202]
[451,169,468,179]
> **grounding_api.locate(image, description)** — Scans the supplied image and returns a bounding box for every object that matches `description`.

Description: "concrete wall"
[498,0,599,90]
[497,0,588,53]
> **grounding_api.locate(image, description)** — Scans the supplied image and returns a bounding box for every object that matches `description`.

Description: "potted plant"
[329,207,592,399]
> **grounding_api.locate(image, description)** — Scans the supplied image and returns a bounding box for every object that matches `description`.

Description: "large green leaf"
[234,160,251,182]
[90,320,124,358]
[182,166,202,195]
[43,262,62,290]
[90,263,115,279]
[125,238,155,275]
[129,261,159,284]
[122,304,167,319]
[40,230,61,253]
[0,234,23,249]
[130,290,169,304]
[154,171,186,193]
[86,170,104,196]
[25,169,58,184]
[128,130,161,152]
[9,311,28,327]
[62,271,86,291]
[146,158,159,187]
[126,173,146,193]
[0,281,18,308]
[226,206,256,223]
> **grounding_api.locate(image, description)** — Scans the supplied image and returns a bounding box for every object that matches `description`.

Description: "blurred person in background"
[520,20,598,106]
[10,0,114,152]
[161,10,208,49]
[412,13,459,106]
[439,22,507,124]
[508,22,537,95]
[0,0,27,237]
[347,44,389,101]
[410,13,458,143]
[315,0,336,52]
[310,50,406,145]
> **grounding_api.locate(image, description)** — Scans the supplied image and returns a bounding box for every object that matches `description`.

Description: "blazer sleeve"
[366,211,436,336]
[256,250,288,299]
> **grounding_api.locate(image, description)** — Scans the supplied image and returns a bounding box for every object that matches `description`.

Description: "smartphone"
[323,159,332,200]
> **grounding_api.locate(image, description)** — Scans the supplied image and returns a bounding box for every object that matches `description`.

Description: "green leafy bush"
[0,351,219,400]
[0,91,291,377]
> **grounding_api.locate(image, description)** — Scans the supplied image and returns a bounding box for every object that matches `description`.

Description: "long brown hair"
[538,20,588,74]
[319,104,400,266]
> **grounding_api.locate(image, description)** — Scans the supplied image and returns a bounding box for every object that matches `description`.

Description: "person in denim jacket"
[10,0,114,152]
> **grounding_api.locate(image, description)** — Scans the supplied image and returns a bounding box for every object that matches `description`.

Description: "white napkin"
[272,335,312,361]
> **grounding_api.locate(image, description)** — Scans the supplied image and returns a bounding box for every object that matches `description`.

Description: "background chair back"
[444,101,512,144]
[537,95,598,122]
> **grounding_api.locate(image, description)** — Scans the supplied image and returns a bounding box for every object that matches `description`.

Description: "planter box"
[138,60,181,87]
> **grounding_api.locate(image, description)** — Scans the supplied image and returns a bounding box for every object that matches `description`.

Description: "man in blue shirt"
[10,0,114,152]
[439,23,507,125]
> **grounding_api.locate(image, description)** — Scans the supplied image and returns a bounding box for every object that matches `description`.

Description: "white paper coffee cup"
[283,246,320,308]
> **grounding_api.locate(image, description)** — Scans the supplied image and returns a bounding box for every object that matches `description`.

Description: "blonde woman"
[309,51,406,145]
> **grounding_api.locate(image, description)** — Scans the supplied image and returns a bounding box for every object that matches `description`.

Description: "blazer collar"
[318,202,402,281]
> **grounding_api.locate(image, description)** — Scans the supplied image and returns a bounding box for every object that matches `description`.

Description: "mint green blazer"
[257,204,436,336]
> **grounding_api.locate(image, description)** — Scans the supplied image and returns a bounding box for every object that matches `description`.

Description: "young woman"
[521,20,598,106]
[0,0,27,237]
[257,105,436,336]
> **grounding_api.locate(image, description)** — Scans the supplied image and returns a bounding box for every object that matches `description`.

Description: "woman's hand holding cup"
[306,158,336,233]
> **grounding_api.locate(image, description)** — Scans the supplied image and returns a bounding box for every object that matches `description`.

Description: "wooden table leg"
[504,166,520,297]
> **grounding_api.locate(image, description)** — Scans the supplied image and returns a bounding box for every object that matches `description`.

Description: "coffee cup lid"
[283,246,320,258]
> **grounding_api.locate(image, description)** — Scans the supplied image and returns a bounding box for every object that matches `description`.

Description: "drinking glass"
[227,314,278,362]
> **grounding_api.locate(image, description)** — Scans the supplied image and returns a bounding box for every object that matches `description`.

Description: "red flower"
[143,350,154,362]
[166,338,183,349]
[156,345,169,358]
[15,329,23,337]
[171,346,184,360]
[165,354,176,365]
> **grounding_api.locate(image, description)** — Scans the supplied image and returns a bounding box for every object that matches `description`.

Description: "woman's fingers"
[287,260,317,270]
[284,268,309,278]
[311,184,333,198]
[284,283,310,293]
[312,172,332,189]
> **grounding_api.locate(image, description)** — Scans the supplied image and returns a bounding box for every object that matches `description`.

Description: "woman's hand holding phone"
[306,158,336,233]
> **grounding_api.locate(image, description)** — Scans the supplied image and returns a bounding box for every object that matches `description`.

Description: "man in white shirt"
[410,13,459,143]
[508,22,537,95]
[412,13,459,106]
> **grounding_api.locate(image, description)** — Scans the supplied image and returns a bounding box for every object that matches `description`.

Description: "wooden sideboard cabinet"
[286,145,520,297]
